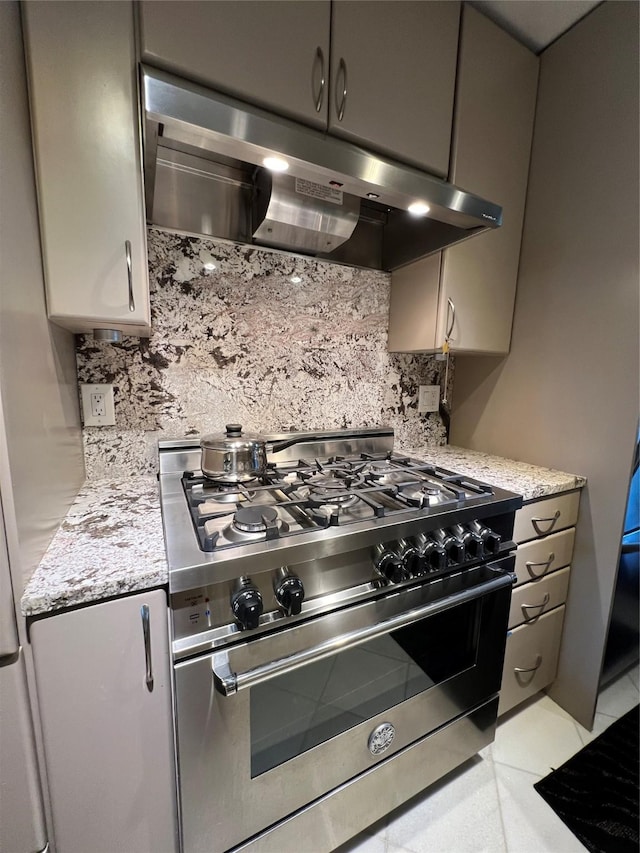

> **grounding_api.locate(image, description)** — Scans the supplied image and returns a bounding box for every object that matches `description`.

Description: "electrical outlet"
[418,385,440,413]
[80,384,115,427]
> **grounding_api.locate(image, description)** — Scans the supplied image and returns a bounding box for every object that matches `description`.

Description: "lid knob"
[225,424,243,436]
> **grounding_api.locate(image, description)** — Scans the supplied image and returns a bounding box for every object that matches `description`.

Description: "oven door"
[174,561,513,853]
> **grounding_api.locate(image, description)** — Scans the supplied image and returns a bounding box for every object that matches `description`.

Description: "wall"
[450,0,639,728]
[77,228,453,478]
[0,0,84,591]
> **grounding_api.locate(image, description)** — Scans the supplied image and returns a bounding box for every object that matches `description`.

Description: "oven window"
[250,598,480,777]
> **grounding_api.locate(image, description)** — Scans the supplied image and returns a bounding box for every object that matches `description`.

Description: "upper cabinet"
[139,1,332,129]
[388,6,539,355]
[23,0,150,338]
[328,2,460,175]
[138,1,460,176]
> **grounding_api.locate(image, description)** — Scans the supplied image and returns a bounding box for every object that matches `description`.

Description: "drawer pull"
[446,297,456,339]
[521,593,550,622]
[313,46,325,112]
[531,510,561,536]
[525,552,555,578]
[141,604,154,692]
[125,240,135,313]
[336,58,347,121]
[514,655,542,674]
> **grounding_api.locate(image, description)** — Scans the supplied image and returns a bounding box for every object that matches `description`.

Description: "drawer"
[508,566,570,629]
[498,605,565,716]
[513,491,580,544]
[513,528,575,586]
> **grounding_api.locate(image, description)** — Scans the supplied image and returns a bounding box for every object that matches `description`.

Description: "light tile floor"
[338,664,639,853]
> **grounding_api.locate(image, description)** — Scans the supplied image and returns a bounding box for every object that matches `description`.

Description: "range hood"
[142,66,502,271]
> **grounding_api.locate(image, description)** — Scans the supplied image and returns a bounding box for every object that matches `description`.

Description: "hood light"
[203,262,217,272]
[289,275,303,284]
[263,155,289,173]
[408,201,430,217]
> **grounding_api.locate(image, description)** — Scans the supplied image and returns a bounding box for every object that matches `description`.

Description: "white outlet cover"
[80,384,115,427]
[418,385,440,413]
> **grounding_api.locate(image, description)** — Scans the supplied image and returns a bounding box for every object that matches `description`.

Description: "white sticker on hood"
[295,178,343,205]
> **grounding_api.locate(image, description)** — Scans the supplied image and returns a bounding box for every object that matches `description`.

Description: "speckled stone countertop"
[21,448,586,617]
[399,444,587,501]
[21,477,167,617]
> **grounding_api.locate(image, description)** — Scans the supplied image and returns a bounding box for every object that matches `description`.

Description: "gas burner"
[309,497,377,526]
[196,492,256,517]
[233,506,279,533]
[398,481,459,508]
[290,481,361,509]
[190,482,257,506]
[303,471,365,495]
[204,505,289,547]
[366,460,401,476]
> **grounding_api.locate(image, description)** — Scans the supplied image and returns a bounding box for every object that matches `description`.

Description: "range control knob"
[451,524,484,560]
[275,575,305,617]
[231,581,263,630]
[374,546,410,584]
[398,539,424,576]
[432,529,465,564]
[470,521,502,555]
[416,535,448,571]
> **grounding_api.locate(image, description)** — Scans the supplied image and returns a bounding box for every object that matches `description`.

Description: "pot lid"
[201,424,265,449]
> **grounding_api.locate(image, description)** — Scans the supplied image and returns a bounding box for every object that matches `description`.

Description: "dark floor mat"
[534,704,639,853]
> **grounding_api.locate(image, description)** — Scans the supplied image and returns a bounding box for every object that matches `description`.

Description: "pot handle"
[269,435,325,453]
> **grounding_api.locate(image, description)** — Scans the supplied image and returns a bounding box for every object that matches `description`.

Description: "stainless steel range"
[158,428,522,853]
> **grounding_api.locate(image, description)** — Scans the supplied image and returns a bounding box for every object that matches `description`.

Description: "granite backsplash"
[76,228,454,478]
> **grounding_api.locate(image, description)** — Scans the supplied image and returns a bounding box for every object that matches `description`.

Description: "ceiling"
[471,0,602,53]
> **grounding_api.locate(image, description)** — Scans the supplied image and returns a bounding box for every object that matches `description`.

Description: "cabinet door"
[31,590,178,853]
[387,254,441,352]
[329,1,460,175]
[139,1,331,129]
[437,7,539,354]
[0,651,47,853]
[23,1,150,337]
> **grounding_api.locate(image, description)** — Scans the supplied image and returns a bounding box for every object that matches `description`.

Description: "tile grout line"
[492,756,544,778]
[490,753,511,852]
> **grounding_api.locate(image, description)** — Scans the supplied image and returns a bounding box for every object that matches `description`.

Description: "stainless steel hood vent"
[252,170,360,254]
[142,66,502,271]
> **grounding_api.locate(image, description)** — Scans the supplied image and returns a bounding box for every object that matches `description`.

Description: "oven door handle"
[211,569,514,696]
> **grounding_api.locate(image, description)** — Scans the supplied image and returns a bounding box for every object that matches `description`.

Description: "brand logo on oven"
[368,722,395,755]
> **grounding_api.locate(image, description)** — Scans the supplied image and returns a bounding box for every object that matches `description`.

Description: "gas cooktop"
[183,452,496,553]
[159,428,522,594]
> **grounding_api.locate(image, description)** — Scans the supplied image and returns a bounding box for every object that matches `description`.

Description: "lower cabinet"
[30,590,178,853]
[499,489,581,716]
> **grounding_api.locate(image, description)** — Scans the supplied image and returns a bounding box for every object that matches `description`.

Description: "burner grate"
[181,451,496,552]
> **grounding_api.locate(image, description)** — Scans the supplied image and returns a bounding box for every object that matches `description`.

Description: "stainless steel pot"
[200,425,269,483]
[200,425,326,482]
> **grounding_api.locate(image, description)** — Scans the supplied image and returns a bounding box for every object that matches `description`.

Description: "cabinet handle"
[446,297,455,340]
[525,552,555,579]
[313,47,325,112]
[140,604,154,692]
[531,510,560,536]
[336,58,347,121]
[125,240,135,313]
[520,593,550,622]
[514,654,542,674]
